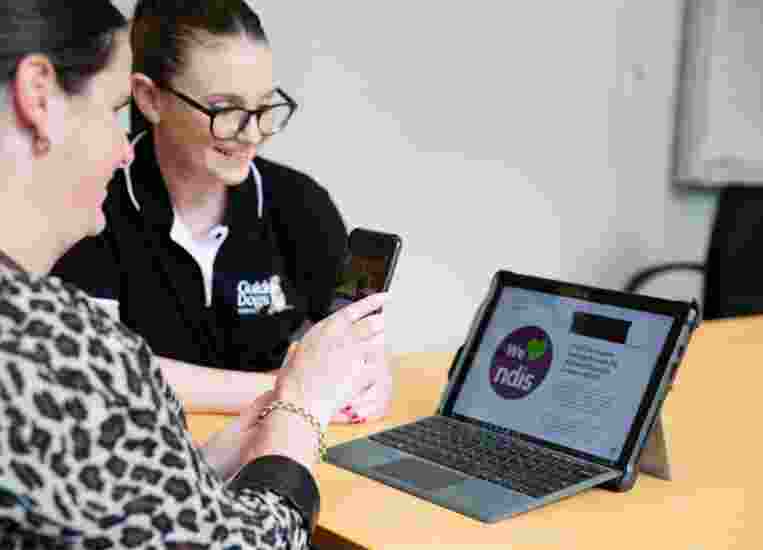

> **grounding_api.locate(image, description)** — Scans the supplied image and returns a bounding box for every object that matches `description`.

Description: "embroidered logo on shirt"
[237,275,293,316]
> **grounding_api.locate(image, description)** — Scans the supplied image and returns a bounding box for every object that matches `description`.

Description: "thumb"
[238,390,277,430]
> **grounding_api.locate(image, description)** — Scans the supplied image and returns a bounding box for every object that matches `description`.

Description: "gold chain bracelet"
[257,400,328,462]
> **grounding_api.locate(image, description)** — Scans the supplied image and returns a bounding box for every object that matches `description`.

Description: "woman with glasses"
[0,0,384,546]
[52,0,393,425]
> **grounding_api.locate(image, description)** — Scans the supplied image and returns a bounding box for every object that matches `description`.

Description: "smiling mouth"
[214,146,248,160]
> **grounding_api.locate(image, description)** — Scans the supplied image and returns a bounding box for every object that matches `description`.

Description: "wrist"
[272,386,332,429]
[254,400,328,464]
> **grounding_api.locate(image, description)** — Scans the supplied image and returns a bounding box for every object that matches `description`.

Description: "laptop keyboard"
[370,416,609,498]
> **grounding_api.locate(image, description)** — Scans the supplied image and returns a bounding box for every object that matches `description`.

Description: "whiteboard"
[674,0,763,186]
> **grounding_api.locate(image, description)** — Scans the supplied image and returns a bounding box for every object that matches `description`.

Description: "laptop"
[327,270,699,523]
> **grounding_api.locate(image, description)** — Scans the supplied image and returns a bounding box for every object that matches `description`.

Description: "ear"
[13,54,58,140]
[131,73,162,125]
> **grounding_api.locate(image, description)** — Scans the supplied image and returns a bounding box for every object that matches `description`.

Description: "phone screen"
[329,253,390,314]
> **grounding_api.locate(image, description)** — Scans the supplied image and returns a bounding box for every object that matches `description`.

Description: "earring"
[33,135,51,156]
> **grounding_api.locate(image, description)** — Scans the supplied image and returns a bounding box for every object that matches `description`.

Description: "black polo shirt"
[52,132,347,372]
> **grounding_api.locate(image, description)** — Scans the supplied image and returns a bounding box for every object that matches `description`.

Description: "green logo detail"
[526,338,547,361]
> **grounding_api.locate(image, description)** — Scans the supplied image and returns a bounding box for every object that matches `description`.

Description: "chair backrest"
[703,184,763,320]
[623,262,704,297]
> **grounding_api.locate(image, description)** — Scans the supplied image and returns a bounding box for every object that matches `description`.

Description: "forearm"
[247,409,324,472]
[202,390,320,479]
[200,415,247,480]
[157,355,277,413]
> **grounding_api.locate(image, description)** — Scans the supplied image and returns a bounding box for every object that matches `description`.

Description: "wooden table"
[188,317,758,549]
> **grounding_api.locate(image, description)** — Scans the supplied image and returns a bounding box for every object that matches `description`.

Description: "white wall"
[676,0,763,184]
[114,1,715,354]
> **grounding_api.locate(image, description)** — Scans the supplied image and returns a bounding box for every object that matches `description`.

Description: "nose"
[238,113,264,144]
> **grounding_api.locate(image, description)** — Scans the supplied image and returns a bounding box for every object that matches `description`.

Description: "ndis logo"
[489,326,553,399]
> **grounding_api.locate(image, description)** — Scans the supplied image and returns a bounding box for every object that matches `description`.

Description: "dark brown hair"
[130,0,269,133]
[0,1,127,95]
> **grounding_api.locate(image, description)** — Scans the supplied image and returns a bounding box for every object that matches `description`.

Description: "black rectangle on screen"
[570,312,631,344]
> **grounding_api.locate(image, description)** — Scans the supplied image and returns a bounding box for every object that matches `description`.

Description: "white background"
[113,1,715,354]
[675,0,763,184]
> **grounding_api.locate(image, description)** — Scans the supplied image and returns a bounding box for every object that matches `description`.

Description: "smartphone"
[330,228,402,314]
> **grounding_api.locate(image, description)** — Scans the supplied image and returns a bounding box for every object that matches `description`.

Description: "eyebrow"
[205,88,277,107]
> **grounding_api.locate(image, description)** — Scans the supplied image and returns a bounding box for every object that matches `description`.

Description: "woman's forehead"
[94,29,132,100]
[177,36,273,101]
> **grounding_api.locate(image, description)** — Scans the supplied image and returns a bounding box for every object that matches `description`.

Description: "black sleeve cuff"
[228,455,320,533]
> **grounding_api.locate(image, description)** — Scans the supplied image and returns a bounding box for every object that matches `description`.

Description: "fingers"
[332,405,369,424]
[332,382,392,425]
[359,333,386,378]
[336,292,388,324]
[356,344,382,390]
[239,390,277,428]
[330,408,356,424]
[333,403,376,424]
[352,356,393,422]
[350,400,390,423]
[361,340,388,371]
[350,313,385,344]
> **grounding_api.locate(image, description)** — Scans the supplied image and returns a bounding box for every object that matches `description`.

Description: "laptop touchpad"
[372,458,467,491]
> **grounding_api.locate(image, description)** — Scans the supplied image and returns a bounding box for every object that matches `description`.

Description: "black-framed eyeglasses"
[164,86,298,141]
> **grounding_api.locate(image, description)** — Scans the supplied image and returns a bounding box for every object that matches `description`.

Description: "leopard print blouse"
[0,263,317,548]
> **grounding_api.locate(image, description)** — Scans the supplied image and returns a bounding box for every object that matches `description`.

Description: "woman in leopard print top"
[0,2,385,548]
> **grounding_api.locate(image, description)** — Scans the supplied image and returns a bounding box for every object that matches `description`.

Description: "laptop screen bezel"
[439,270,689,470]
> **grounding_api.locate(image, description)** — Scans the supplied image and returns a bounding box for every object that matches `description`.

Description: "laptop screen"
[450,285,675,462]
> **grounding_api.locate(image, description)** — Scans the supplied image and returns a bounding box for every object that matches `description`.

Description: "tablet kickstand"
[638,414,671,481]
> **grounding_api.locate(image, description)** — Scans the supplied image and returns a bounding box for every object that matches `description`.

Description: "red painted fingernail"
[352,417,367,424]
[341,405,352,412]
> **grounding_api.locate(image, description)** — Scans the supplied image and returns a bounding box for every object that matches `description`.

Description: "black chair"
[624,185,763,320]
